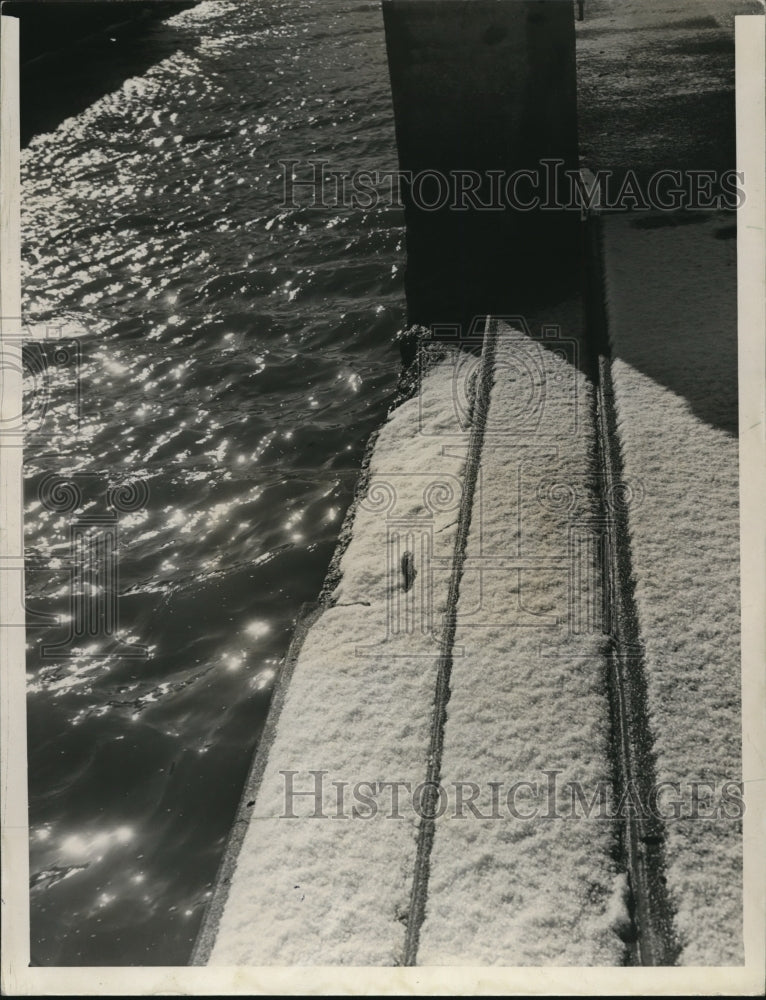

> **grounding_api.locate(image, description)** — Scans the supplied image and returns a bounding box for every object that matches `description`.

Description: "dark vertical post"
[382,0,579,327]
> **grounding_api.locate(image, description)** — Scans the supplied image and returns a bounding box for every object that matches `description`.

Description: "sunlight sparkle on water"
[245,620,270,640]
[61,825,134,858]
[223,650,247,672]
[252,667,276,692]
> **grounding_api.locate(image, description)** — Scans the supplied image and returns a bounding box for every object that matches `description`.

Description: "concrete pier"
[195,314,630,966]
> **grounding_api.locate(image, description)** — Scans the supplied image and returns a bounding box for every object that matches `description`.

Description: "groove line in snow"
[585,216,680,966]
[402,317,498,967]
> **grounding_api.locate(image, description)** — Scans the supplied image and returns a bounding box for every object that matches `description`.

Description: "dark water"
[22,0,404,965]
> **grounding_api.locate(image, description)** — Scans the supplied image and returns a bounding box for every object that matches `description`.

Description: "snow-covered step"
[416,317,628,965]
[600,211,742,965]
[200,352,473,965]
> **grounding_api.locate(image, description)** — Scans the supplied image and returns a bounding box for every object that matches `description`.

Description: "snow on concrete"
[417,318,626,965]
[576,0,761,180]
[602,211,742,964]
[209,354,471,965]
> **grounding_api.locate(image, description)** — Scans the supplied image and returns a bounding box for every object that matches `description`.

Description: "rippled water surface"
[22,0,404,965]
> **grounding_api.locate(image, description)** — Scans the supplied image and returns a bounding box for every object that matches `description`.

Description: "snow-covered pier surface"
[198,270,742,964]
[602,211,742,965]
[199,313,643,966]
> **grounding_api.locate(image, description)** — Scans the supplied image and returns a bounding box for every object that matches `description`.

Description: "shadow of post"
[382,0,581,332]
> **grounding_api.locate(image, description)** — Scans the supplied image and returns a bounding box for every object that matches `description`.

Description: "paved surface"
[601,209,742,963]
[579,0,747,964]
[577,0,761,181]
